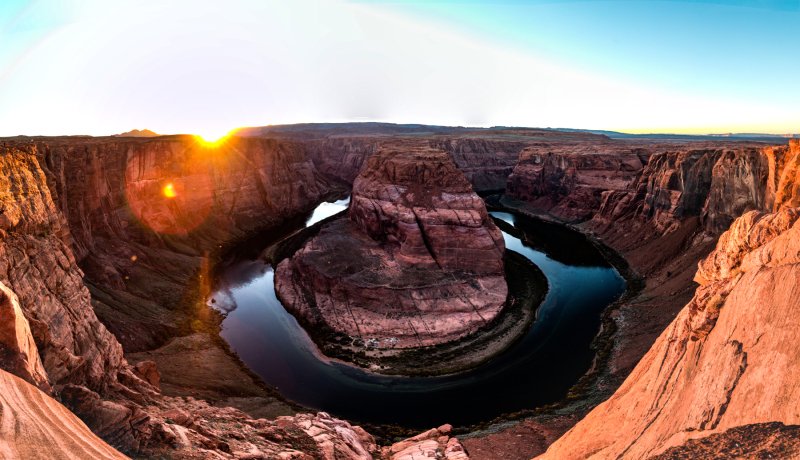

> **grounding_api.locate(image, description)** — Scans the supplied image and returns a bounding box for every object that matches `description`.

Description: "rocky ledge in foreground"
[276,146,508,364]
[539,194,800,458]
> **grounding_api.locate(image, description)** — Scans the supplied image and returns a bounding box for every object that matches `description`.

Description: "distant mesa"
[113,128,158,137]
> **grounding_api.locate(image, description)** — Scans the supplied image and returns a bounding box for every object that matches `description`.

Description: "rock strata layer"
[0,369,127,460]
[539,198,800,458]
[277,147,507,350]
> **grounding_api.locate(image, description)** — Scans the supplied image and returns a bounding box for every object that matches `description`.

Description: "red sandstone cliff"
[0,281,49,392]
[0,368,128,460]
[539,203,800,459]
[276,147,507,350]
[0,145,129,395]
[505,142,646,222]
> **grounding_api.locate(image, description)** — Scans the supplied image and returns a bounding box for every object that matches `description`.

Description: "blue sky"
[0,0,798,136]
[386,0,800,106]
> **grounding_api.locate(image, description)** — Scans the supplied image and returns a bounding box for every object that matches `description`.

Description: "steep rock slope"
[503,142,790,380]
[0,281,49,392]
[466,140,795,460]
[590,145,770,236]
[0,145,128,394]
[0,369,128,460]
[276,147,507,350]
[539,149,800,458]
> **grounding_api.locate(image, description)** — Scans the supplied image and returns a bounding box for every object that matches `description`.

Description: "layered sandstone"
[276,147,507,350]
[0,369,127,460]
[430,137,529,192]
[506,142,647,222]
[539,204,800,459]
[303,129,608,194]
[0,144,128,393]
[0,281,49,392]
[590,145,771,235]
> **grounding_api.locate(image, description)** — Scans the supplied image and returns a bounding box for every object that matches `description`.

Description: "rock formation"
[0,368,127,460]
[538,160,800,458]
[276,146,507,350]
[0,144,128,394]
[0,139,383,458]
[506,142,647,222]
[430,137,530,192]
[383,424,468,460]
[0,281,50,392]
[113,128,158,137]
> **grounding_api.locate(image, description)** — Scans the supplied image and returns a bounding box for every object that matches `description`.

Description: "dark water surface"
[210,201,625,428]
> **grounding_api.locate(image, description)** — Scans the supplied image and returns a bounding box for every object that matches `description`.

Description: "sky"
[0,0,798,137]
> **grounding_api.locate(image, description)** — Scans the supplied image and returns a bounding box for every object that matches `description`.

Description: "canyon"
[0,127,799,459]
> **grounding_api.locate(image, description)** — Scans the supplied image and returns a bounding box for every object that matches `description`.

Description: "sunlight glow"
[163,182,177,199]
[195,128,235,148]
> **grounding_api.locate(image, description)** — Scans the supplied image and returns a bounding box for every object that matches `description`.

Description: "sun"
[195,128,236,147]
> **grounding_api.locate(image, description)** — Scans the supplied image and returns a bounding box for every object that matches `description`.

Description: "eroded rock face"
[593,146,773,235]
[431,138,529,192]
[506,143,646,223]
[504,142,783,236]
[538,205,800,459]
[0,281,49,392]
[0,369,128,460]
[0,145,126,393]
[277,147,506,349]
[766,138,800,211]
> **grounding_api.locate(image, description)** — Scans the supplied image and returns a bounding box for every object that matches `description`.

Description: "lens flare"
[163,182,177,198]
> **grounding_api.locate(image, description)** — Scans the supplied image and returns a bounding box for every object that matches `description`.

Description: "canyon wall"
[0,145,128,393]
[36,136,334,352]
[505,142,778,236]
[304,130,605,194]
[0,139,391,458]
[430,137,529,192]
[539,159,800,458]
[505,142,647,222]
[0,143,166,453]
